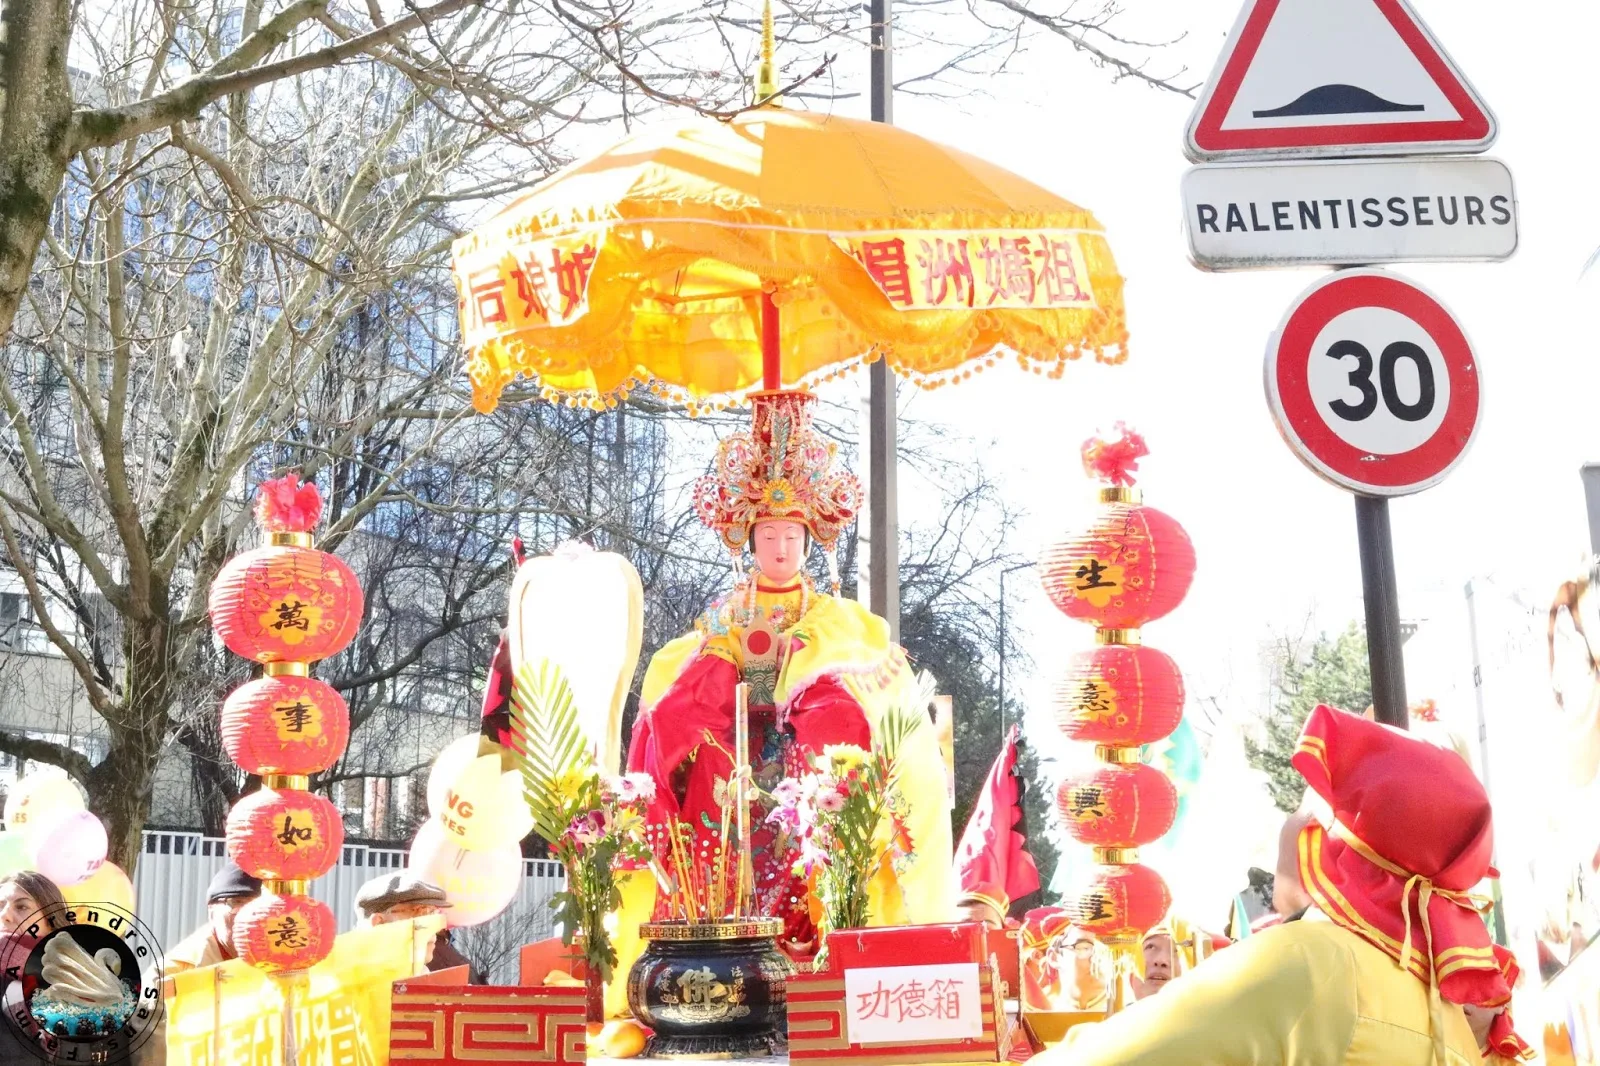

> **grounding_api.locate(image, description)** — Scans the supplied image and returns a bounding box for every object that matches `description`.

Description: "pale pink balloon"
[30,809,107,886]
[407,818,522,928]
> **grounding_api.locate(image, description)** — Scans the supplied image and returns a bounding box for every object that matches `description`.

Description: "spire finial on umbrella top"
[756,0,781,106]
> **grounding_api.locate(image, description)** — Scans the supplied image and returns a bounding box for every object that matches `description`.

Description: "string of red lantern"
[1037,425,1195,1005]
[206,474,364,973]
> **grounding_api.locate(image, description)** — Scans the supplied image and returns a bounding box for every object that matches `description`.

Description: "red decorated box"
[789,924,1010,1063]
[815,922,988,972]
[390,983,587,1064]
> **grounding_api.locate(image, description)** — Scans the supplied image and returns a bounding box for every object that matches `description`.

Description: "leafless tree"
[0,0,1187,874]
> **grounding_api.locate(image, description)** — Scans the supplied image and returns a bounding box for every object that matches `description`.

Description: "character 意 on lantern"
[626,390,953,957]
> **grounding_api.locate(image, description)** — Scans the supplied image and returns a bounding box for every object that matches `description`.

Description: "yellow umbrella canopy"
[452,106,1127,413]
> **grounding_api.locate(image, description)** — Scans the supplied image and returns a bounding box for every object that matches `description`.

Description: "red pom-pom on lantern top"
[1052,644,1184,747]
[255,474,324,533]
[225,788,344,881]
[234,893,337,973]
[208,476,363,664]
[1056,762,1177,848]
[1080,423,1149,487]
[1038,428,1194,631]
[1064,862,1171,941]
[221,675,350,776]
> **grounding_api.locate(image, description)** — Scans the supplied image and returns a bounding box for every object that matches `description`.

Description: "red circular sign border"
[1267,270,1481,496]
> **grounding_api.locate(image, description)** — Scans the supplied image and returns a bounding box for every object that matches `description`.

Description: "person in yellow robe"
[1042,705,1532,1066]
[626,390,952,958]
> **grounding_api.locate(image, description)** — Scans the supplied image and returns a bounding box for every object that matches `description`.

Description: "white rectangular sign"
[842,962,983,1045]
[1182,157,1517,270]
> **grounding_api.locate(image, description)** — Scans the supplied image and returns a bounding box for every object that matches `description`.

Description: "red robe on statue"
[627,614,872,957]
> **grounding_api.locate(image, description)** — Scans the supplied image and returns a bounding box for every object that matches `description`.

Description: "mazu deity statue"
[626,390,953,958]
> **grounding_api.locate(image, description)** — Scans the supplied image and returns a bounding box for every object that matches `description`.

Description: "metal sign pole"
[1355,495,1408,728]
[859,0,901,640]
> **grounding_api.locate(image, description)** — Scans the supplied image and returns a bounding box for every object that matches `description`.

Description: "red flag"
[954,725,1040,918]
[479,628,516,751]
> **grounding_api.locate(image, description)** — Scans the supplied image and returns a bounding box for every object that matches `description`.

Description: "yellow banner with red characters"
[163,918,434,1066]
[834,228,1098,312]
[453,231,603,345]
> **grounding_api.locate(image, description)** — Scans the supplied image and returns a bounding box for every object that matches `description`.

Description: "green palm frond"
[509,659,596,843]
[877,669,936,763]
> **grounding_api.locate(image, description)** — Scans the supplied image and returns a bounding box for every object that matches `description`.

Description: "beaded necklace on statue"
[743,571,813,634]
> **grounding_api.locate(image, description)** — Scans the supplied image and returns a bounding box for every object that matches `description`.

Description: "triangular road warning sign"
[1184,0,1496,162]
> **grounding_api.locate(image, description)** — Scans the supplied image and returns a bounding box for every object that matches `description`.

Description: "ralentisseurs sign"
[1181,157,1516,271]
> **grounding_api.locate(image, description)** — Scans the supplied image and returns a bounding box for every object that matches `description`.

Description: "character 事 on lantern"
[626,390,953,957]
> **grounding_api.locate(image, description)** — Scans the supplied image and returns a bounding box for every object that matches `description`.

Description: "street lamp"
[997,560,1035,734]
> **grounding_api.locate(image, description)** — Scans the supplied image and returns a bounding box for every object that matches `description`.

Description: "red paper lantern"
[1052,644,1185,746]
[234,893,337,973]
[221,675,351,776]
[1064,862,1171,941]
[1056,762,1177,848]
[208,545,363,664]
[225,788,344,881]
[1039,502,1194,630]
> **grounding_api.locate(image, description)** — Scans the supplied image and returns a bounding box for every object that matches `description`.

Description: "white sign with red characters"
[1265,268,1481,496]
[843,962,984,1044]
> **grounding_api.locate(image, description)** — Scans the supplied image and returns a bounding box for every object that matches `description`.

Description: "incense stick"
[714,794,733,918]
[735,682,752,916]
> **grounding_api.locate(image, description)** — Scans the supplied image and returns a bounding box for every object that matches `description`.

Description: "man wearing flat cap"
[163,862,261,976]
[355,870,481,982]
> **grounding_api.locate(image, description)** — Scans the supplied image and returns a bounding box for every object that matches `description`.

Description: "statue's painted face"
[752,520,808,585]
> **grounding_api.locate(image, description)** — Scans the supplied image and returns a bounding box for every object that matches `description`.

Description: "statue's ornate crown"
[692,391,861,552]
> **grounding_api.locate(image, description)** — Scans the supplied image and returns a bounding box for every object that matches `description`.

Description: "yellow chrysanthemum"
[823,744,870,773]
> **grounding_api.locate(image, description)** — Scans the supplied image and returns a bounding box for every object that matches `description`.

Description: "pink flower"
[626,773,657,804]
[564,810,607,849]
[772,779,803,809]
[766,804,801,833]
[817,788,846,814]
[606,772,657,806]
[794,836,833,877]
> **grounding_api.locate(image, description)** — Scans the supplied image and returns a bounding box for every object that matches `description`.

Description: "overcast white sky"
[835,0,1600,741]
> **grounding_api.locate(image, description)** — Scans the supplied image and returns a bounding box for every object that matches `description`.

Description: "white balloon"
[426,735,491,816]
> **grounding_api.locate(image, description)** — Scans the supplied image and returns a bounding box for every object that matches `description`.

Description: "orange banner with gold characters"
[833,228,1098,312]
[453,232,603,345]
[164,917,435,1066]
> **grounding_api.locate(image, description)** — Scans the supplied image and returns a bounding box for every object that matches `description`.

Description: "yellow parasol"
[452,6,1127,414]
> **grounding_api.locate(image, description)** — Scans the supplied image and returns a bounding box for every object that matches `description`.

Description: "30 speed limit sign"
[1265,269,1481,496]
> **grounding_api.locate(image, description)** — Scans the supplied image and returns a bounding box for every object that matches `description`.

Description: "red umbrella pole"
[761,288,781,390]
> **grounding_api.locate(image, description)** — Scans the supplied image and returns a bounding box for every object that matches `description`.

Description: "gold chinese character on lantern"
[1073,678,1120,724]
[1070,558,1125,608]
[1066,784,1108,822]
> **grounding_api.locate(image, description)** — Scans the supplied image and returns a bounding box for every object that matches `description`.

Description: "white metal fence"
[134,831,566,985]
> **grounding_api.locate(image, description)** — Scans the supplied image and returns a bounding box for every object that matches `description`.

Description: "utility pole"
[997,561,1035,735]
[858,0,900,639]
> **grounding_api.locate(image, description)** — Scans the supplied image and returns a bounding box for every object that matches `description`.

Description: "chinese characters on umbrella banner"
[842,963,984,1044]
[834,229,1098,312]
[454,231,604,345]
